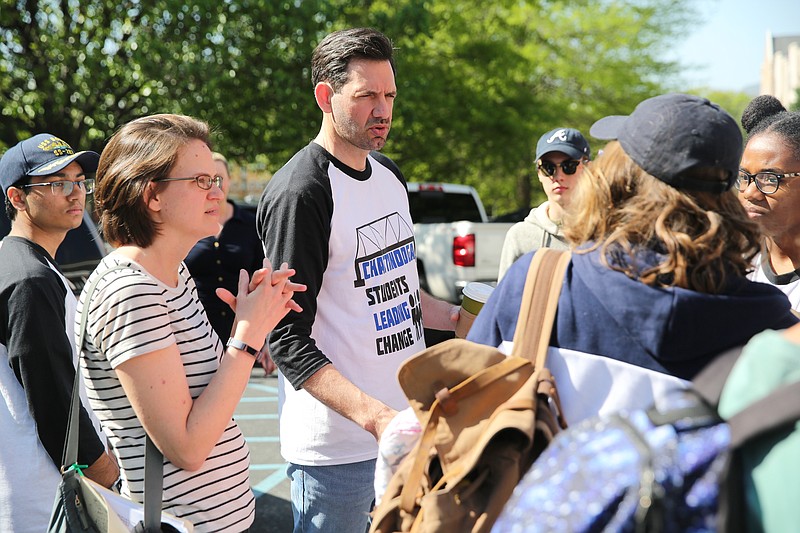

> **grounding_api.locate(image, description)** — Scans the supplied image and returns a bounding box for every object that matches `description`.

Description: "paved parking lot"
[235,369,293,533]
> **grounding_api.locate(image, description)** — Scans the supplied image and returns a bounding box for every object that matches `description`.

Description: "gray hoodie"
[497,201,568,280]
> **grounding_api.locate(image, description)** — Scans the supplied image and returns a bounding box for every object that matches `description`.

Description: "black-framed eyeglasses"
[736,169,800,195]
[537,159,584,177]
[20,179,95,196]
[152,174,223,190]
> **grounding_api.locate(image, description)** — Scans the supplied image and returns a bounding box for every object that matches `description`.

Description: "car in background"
[0,207,106,295]
[408,182,513,303]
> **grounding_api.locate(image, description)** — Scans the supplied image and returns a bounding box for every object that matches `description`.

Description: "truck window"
[408,191,484,223]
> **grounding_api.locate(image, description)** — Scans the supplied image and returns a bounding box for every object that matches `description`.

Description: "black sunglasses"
[537,159,583,177]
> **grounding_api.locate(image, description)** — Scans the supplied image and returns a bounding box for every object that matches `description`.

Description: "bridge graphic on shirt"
[353,212,416,288]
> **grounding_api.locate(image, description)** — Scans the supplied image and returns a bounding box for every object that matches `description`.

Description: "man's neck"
[8,225,64,259]
[313,129,369,171]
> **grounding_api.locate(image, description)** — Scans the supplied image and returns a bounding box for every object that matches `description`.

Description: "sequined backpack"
[491,346,800,533]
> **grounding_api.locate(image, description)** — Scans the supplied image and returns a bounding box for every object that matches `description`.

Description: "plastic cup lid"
[462,282,495,303]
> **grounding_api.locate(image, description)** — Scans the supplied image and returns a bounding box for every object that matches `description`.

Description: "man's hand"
[84,450,120,489]
[303,364,399,443]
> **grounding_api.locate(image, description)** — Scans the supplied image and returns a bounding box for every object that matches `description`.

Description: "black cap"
[590,94,742,194]
[0,134,100,196]
[536,128,591,161]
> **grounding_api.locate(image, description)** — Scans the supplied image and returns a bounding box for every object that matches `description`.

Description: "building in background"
[761,31,800,108]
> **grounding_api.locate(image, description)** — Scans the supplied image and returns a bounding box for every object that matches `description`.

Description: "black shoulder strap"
[727,379,800,447]
[64,263,166,533]
[690,346,743,407]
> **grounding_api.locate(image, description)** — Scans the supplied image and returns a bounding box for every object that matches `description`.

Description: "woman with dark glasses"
[738,95,800,310]
[497,127,590,279]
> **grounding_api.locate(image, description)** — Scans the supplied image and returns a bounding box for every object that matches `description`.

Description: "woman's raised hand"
[216,258,306,346]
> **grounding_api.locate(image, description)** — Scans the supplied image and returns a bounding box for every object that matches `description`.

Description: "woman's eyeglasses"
[152,174,223,190]
[20,179,95,196]
[537,159,584,177]
[736,169,800,195]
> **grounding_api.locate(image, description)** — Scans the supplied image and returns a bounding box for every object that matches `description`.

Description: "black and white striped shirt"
[78,254,254,532]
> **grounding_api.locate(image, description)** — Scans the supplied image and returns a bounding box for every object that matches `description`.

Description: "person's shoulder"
[0,237,62,284]
[501,251,535,286]
[265,143,334,201]
[370,151,405,183]
[230,201,256,224]
[273,143,330,182]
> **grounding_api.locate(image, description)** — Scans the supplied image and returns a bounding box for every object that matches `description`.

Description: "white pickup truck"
[408,182,514,303]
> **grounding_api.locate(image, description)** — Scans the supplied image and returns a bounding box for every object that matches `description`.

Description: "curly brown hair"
[564,142,761,293]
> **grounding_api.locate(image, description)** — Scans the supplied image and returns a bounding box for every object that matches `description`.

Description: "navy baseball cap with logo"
[0,134,100,196]
[535,128,591,162]
[589,94,742,194]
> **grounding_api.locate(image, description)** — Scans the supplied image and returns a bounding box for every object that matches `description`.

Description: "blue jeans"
[287,459,376,533]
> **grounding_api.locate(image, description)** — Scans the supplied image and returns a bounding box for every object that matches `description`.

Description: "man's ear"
[314,82,334,113]
[7,187,27,212]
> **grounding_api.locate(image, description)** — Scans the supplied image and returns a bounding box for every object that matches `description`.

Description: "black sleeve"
[5,274,105,467]
[256,156,334,390]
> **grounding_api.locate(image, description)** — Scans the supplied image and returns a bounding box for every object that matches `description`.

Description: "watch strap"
[226,337,264,362]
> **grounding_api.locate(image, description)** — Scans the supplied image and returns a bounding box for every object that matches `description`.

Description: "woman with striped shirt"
[78,114,305,531]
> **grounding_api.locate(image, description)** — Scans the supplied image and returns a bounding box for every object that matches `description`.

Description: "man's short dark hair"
[311,27,395,92]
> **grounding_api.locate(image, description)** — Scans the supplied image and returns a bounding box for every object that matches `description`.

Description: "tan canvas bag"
[371,248,571,533]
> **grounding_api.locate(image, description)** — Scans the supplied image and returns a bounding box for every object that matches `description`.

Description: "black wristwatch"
[226,338,265,363]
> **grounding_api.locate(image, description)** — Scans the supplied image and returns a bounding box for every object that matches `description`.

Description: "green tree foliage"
[1,0,696,213]
[791,88,800,112]
[0,0,331,166]
[275,0,697,213]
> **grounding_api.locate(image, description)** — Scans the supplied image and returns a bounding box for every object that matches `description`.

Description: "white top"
[748,252,800,311]
[78,254,254,532]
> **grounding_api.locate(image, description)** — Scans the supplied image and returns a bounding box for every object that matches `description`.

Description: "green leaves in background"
[1,0,745,213]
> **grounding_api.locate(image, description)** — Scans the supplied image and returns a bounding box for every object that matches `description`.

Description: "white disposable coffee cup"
[455,282,495,338]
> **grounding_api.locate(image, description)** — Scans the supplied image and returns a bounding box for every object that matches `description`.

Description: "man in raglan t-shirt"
[256,28,458,533]
[0,134,119,532]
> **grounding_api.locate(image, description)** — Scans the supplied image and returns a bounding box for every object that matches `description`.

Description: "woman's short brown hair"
[96,114,210,248]
[564,141,762,294]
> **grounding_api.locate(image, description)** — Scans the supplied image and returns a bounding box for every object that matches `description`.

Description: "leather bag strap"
[510,248,571,370]
[63,264,165,532]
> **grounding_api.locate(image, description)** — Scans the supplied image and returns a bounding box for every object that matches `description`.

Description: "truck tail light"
[453,234,475,267]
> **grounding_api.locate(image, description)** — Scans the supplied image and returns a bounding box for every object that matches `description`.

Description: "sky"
[669,0,800,93]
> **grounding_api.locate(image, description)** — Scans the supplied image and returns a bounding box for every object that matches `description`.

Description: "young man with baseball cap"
[0,134,119,532]
[498,127,591,279]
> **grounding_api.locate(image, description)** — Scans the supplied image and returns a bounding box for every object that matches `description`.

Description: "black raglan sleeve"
[4,272,105,468]
[256,152,334,390]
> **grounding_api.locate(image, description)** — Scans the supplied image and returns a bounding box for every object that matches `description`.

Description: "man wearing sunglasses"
[498,127,591,279]
[0,134,119,532]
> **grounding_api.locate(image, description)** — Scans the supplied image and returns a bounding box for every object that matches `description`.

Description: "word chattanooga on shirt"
[354,239,416,287]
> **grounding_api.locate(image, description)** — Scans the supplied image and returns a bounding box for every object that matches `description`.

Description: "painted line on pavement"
[244,436,279,443]
[238,396,277,403]
[247,383,280,394]
[235,413,278,420]
[252,465,289,495]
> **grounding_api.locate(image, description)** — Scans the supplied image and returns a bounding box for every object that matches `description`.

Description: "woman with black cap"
[467,93,798,423]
